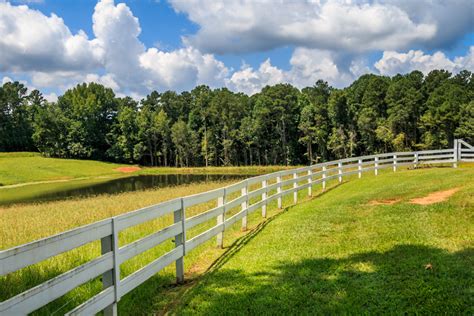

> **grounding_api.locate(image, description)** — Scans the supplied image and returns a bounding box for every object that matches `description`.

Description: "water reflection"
[1,174,247,206]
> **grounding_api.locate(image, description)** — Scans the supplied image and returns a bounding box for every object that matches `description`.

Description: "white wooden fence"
[1,139,472,315]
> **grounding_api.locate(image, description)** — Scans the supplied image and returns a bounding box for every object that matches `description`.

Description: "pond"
[0,174,248,206]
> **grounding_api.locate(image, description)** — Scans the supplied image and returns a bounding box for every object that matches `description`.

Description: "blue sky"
[1,0,473,99]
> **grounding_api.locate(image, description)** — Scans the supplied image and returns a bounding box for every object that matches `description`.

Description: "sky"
[0,0,473,101]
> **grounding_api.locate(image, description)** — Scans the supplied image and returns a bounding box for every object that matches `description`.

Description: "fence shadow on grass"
[206,181,346,275]
[174,244,473,315]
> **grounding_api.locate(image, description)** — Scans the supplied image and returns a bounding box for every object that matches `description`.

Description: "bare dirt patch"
[115,166,141,173]
[368,198,401,206]
[409,188,460,205]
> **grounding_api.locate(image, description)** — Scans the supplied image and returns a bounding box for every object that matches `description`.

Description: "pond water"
[0,174,248,206]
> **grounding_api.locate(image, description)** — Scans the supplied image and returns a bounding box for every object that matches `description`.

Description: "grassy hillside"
[0,152,130,186]
[172,167,473,314]
[0,152,288,186]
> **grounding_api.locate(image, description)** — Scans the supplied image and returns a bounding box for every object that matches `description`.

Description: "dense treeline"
[1,69,473,166]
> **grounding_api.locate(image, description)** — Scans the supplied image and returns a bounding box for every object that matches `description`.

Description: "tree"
[54,82,118,159]
[106,97,138,163]
[32,103,69,157]
[6,68,471,167]
[386,71,424,147]
[171,120,196,167]
[252,84,302,165]
[421,81,470,148]
[455,101,474,144]
[0,81,36,151]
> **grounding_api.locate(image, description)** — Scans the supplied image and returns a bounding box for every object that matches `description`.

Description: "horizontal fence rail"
[1,139,472,315]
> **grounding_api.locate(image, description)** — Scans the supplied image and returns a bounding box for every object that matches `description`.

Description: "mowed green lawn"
[0,152,130,186]
[171,167,473,315]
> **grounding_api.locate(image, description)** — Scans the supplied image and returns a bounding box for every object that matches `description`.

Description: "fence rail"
[1,139,472,315]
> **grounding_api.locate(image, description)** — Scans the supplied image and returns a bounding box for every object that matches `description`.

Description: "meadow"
[172,167,474,314]
[0,154,472,314]
[0,152,289,187]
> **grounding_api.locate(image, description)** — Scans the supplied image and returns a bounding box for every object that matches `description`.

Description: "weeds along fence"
[1,139,473,315]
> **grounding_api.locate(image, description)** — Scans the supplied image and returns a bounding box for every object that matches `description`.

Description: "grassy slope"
[172,167,474,315]
[0,152,130,186]
[1,160,472,314]
[0,152,288,186]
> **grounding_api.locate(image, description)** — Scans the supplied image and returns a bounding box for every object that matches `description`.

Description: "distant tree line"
[1,69,473,166]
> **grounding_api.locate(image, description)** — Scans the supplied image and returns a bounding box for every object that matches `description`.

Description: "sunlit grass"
[172,166,474,315]
[1,164,472,314]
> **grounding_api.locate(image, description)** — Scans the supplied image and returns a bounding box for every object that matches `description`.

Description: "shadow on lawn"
[176,245,473,314]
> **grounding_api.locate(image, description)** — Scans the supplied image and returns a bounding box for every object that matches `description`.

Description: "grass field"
[0,152,288,187]
[1,159,472,314]
[171,167,473,314]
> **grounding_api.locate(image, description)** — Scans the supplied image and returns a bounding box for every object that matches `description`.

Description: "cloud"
[170,0,472,55]
[0,1,103,72]
[91,0,229,94]
[384,0,474,50]
[43,92,58,102]
[139,47,228,92]
[375,46,474,76]
[2,76,13,85]
[226,59,285,95]
[0,0,230,96]
[226,48,369,94]
[1,0,473,98]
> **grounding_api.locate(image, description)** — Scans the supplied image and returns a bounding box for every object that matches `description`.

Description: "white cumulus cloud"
[170,0,472,54]
[375,46,474,76]
[0,0,473,97]
[0,1,103,72]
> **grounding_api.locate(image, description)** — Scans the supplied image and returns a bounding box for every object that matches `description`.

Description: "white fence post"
[374,157,379,176]
[100,224,118,316]
[216,190,225,248]
[241,183,248,231]
[307,169,312,197]
[277,174,282,209]
[322,166,327,191]
[453,139,458,168]
[174,199,185,283]
[393,154,397,172]
[338,162,342,183]
[293,172,298,204]
[261,179,267,218]
[414,152,419,168]
[358,159,362,178]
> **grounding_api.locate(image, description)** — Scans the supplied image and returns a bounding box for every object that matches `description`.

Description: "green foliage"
[1,69,472,166]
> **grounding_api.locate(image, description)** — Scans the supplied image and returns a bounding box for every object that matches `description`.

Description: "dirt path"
[409,188,460,205]
[115,166,141,173]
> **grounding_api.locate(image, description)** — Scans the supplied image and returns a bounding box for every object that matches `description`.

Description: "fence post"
[241,183,248,231]
[307,168,312,197]
[216,190,225,248]
[358,159,362,178]
[292,172,298,204]
[322,166,327,191]
[174,199,185,283]
[277,173,282,209]
[393,154,397,172]
[374,157,379,176]
[453,139,458,168]
[101,221,119,316]
[338,162,342,183]
[414,152,419,168]
[261,179,267,218]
